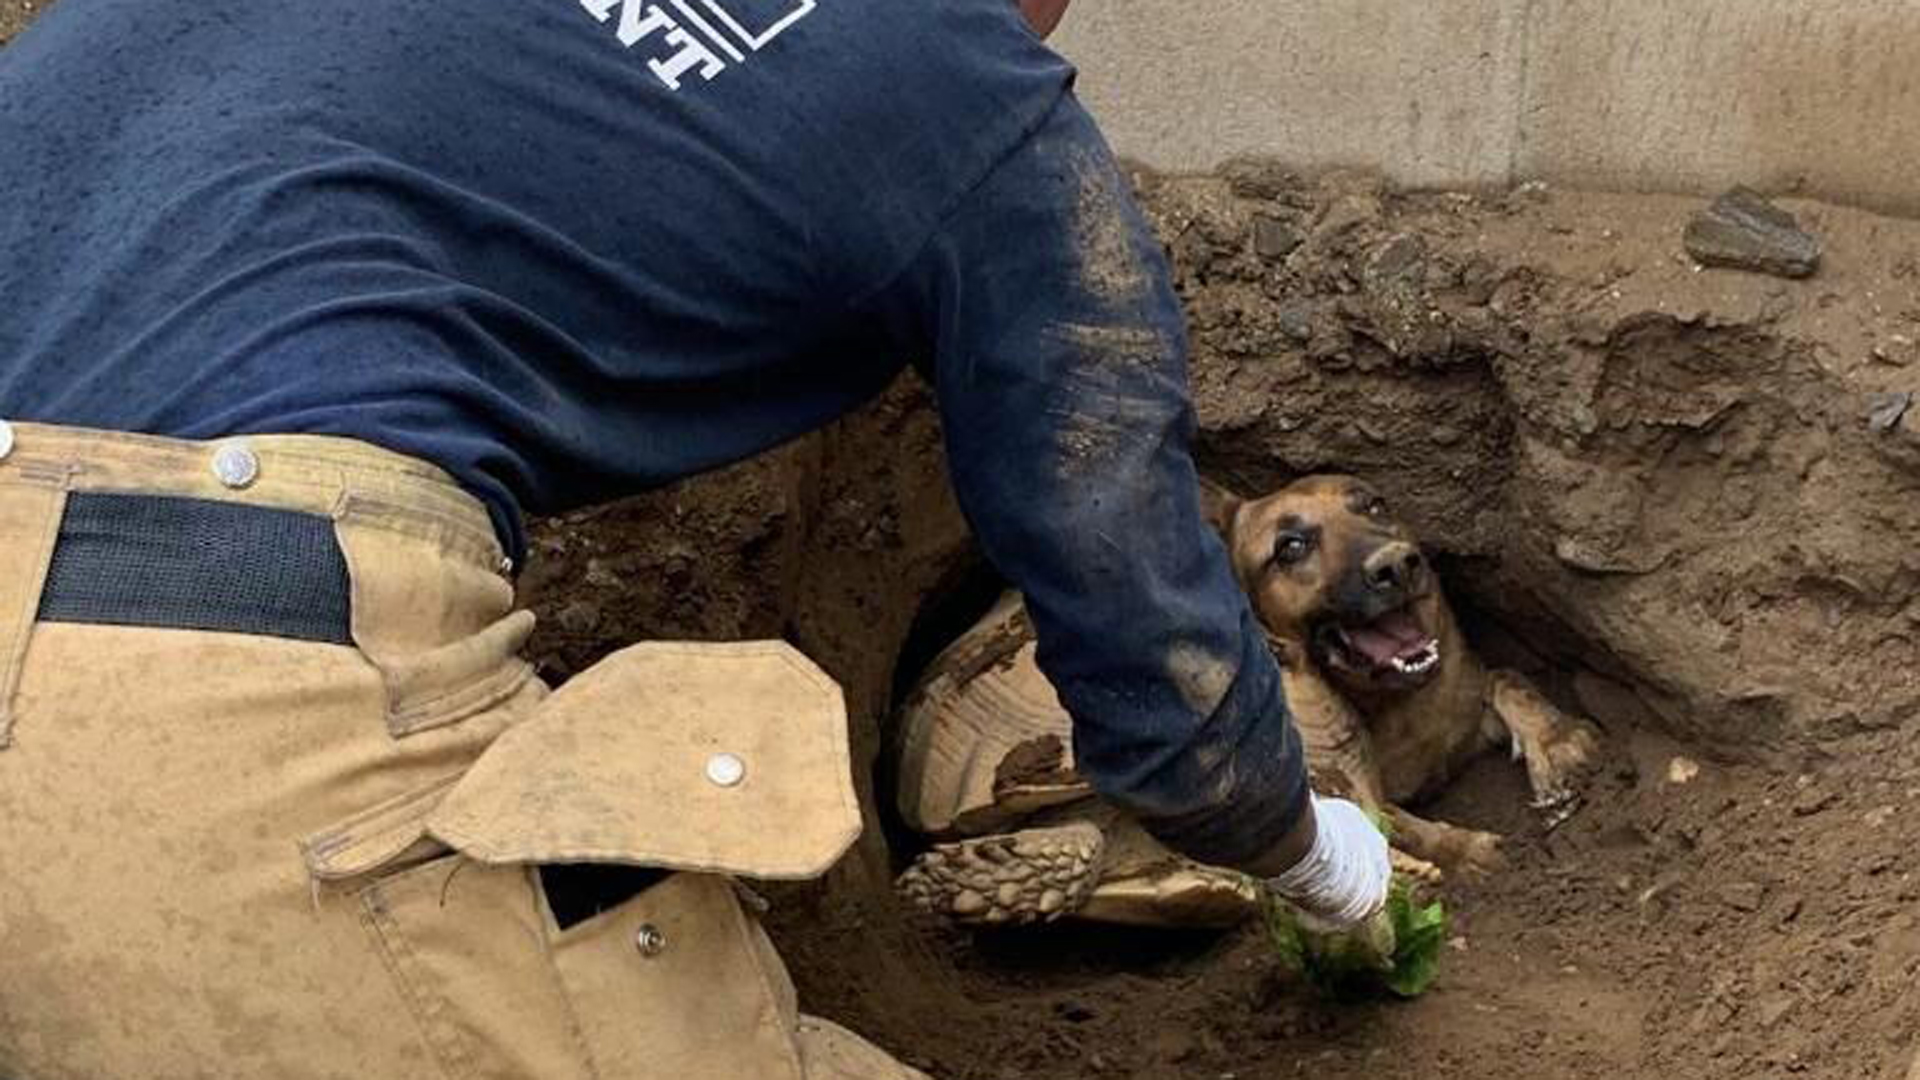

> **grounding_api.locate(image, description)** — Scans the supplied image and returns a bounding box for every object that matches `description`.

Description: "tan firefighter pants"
[0,423,927,1080]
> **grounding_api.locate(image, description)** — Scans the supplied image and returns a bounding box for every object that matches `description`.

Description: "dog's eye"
[1272,533,1313,566]
[1363,496,1388,517]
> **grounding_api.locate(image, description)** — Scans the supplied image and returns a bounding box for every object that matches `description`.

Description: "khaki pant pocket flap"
[427,640,860,880]
[301,774,462,881]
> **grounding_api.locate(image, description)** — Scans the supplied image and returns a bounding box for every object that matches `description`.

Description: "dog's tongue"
[1346,611,1432,664]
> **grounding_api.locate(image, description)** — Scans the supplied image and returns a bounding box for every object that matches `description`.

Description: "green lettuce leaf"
[1265,878,1449,1000]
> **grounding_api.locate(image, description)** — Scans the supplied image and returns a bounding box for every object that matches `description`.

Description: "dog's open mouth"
[1315,607,1442,684]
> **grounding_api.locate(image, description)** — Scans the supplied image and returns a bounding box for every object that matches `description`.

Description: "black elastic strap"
[37,493,353,645]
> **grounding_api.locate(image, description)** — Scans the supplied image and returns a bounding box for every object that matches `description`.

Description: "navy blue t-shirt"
[0,0,1309,866]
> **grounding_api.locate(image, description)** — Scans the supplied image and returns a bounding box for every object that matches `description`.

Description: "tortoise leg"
[896,822,1106,926]
[1073,867,1263,929]
[1066,812,1262,928]
[1486,670,1602,826]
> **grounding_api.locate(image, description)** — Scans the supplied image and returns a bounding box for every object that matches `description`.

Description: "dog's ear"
[1195,475,1243,540]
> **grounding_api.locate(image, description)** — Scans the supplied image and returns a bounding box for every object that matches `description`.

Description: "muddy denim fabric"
[863,97,1312,869]
[0,423,921,1080]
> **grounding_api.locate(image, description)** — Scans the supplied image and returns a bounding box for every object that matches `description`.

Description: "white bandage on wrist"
[1265,796,1392,929]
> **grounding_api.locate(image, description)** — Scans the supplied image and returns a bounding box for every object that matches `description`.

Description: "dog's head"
[1204,474,1445,694]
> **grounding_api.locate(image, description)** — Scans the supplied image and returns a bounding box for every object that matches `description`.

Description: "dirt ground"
[518,173,1920,1080]
[8,4,1920,1077]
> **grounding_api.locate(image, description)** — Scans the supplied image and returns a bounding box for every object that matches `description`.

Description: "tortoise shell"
[894,592,1093,837]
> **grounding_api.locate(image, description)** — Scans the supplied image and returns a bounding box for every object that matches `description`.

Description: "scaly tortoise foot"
[896,822,1106,926]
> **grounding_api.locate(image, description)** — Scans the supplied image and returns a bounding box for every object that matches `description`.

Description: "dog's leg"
[1384,807,1503,877]
[1485,670,1602,825]
[1287,666,1501,878]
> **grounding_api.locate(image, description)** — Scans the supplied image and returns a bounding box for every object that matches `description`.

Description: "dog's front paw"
[1523,722,1601,825]
[1489,671,1604,828]
[1390,847,1445,886]
[1450,828,1505,879]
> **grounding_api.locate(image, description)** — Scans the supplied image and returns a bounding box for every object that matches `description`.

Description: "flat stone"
[1253,215,1305,261]
[1719,881,1766,912]
[1366,233,1427,281]
[1683,187,1822,278]
[1867,391,1911,434]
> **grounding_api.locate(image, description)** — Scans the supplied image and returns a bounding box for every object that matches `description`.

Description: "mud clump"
[994,734,1073,795]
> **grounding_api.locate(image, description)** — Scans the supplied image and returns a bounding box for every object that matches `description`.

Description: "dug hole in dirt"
[519,165,1920,1080]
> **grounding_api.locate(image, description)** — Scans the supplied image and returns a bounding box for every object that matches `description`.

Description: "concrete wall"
[1053,0,1920,214]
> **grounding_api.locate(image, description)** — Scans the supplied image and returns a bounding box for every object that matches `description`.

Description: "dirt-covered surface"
[520,172,1920,1080]
[9,4,1920,1076]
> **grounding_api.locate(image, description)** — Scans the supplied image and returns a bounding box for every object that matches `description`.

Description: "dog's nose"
[1363,543,1425,593]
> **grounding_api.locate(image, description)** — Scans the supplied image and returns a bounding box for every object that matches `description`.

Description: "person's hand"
[1264,796,1392,930]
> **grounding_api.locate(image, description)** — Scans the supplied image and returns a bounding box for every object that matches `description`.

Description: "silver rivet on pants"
[211,442,260,489]
[0,419,15,462]
[705,752,746,788]
[496,555,515,576]
[634,924,668,957]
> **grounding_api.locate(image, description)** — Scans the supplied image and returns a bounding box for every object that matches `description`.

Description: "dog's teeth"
[1389,644,1440,676]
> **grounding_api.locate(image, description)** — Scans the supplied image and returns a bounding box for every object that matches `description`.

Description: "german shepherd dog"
[1205,475,1600,875]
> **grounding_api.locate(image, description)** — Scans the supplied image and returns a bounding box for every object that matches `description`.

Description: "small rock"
[1220,158,1300,201]
[1791,786,1835,816]
[951,890,988,917]
[1274,300,1316,343]
[1511,179,1552,204]
[1720,882,1766,912]
[1252,216,1304,261]
[1313,194,1381,242]
[1553,535,1663,575]
[1367,234,1426,281]
[1775,895,1804,926]
[1871,335,1916,367]
[995,882,1021,907]
[1867,391,1912,434]
[1756,995,1796,1028]
[1056,1000,1097,1023]
[1864,805,1896,828]
[1038,889,1066,914]
[1667,756,1702,784]
[556,600,601,635]
[1684,187,1822,278]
